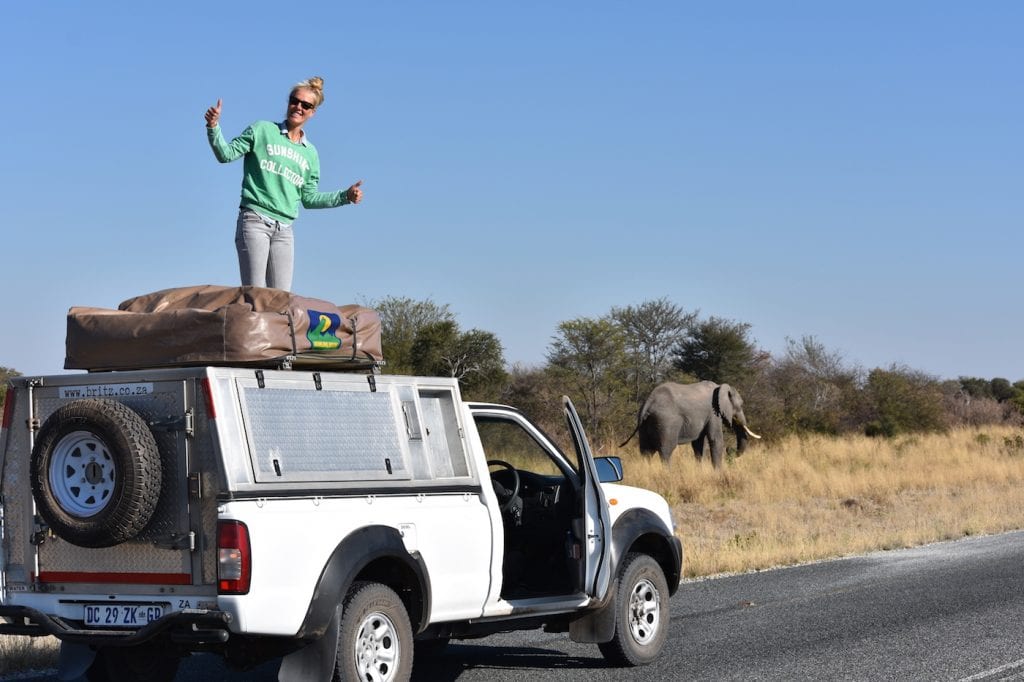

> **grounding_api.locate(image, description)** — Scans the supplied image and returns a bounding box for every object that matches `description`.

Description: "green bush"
[864,366,946,437]
[1002,433,1024,456]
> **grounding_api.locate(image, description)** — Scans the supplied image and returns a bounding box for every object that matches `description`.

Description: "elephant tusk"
[743,425,762,439]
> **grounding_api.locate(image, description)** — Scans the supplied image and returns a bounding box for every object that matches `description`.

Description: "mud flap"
[278,607,341,682]
[57,642,96,681]
[568,590,617,644]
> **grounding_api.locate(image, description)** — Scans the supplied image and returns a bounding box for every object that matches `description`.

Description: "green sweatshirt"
[207,120,349,223]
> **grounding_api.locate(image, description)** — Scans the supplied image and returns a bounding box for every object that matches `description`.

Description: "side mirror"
[595,456,623,483]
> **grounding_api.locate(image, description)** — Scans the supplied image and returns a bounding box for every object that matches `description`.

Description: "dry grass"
[0,634,59,674]
[615,426,1024,577]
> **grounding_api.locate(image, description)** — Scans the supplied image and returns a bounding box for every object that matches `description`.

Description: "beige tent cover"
[65,285,383,371]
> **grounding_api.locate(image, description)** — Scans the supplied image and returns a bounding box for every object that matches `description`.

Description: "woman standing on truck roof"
[204,76,362,291]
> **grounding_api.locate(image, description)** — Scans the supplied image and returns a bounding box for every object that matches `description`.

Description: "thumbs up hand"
[346,180,363,204]
[205,99,222,128]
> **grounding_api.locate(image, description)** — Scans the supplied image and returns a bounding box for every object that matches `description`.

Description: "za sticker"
[306,310,342,350]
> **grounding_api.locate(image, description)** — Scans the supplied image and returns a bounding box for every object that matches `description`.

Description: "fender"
[280,526,430,682]
[610,507,683,595]
[294,525,431,639]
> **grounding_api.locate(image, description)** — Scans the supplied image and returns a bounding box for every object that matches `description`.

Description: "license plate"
[83,603,166,628]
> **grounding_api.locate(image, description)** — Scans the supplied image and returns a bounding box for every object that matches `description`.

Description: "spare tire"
[30,399,162,548]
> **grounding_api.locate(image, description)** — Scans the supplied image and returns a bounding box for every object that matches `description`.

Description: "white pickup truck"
[0,367,682,681]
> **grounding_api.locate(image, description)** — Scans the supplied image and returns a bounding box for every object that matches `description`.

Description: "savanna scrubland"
[3,297,1023,672]
[625,426,1024,576]
[368,296,1024,575]
[5,296,1024,576]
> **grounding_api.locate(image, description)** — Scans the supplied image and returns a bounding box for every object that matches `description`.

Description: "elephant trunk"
[734,423,750,455]
[732,420,761,454]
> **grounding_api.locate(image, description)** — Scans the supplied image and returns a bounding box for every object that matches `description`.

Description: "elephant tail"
[619,423,640,448]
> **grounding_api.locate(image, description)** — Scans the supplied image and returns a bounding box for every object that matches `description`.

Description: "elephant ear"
[717,384,736,423]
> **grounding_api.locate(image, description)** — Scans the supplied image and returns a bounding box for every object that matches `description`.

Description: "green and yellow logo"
[306,310,342,350]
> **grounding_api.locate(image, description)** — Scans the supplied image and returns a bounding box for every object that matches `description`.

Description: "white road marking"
[960,658,1024,681]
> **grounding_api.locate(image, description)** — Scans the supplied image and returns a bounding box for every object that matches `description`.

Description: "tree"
[958,377,993,400]
[864,365,946,437]
[672,316,759,386]
[451,329,507,399]
[1013,380,1024,414]
[370,296,454,374]
[501,363,564,438]
[990,378,1017,403]
[948,376,1023,424]
[941,380,1007,427]
[0,366,20,406]
[546,317,632,447]
[408,320,458,378]
[611,298,696,404]
[409,321,507,401]
[765,336,864,434]
[989,377,1024,420]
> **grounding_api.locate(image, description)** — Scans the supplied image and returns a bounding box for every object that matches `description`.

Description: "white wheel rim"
[354,610,401,682]
[48,430,116,518]
[627,577,661,646]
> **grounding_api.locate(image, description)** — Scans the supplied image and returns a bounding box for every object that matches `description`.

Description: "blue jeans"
[235,208,294,290]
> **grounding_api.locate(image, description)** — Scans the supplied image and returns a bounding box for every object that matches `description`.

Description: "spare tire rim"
[48,430,116,518]
[627,577,661,646]
[354,610,401,682]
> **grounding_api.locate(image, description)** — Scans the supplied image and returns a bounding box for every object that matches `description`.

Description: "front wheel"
[598,553,670,666]
[333,581,413,682]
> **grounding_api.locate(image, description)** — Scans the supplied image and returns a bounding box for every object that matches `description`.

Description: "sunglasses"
[289,96,315,111]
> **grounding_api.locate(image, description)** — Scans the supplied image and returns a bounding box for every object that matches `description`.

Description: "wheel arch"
[611,508,683,596]
[295,525,431,639]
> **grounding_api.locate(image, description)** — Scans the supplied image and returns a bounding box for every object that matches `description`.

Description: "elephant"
[620,381,761,468]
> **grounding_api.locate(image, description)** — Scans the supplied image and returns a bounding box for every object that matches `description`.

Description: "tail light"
[201,377,217,419]
[1,386,14,431]
[217,520,251,594]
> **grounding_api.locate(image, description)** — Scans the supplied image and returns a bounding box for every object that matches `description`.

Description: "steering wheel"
[486,459,521,512]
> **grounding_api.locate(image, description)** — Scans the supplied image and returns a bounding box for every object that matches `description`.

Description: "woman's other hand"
[346,180,363,204]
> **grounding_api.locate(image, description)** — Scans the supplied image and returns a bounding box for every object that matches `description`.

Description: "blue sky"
[2,2,1021,381]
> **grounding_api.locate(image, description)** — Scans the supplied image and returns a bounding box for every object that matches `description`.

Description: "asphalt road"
[15,530,1024,681]
[404,531,1024,682]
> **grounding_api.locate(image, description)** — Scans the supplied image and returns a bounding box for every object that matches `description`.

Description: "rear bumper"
[0,604,232,647]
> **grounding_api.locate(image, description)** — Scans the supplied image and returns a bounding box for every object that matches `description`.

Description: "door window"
[474,417,567,477]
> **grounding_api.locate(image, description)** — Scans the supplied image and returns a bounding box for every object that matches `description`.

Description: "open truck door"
[562,396,613,602]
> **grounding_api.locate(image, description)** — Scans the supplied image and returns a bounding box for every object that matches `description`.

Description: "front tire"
[333,581,413,682]
[598,553,670,666]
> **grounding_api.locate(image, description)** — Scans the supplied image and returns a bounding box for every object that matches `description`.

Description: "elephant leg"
[709,423,726,469]
[710,442,725,469]
[691,434,706,462]
[638,426,658,457]
[658,425,677,462]
[659,441,675,463]
[646,417,678,463]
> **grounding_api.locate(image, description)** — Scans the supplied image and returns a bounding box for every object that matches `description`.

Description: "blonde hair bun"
[293,76,325,107]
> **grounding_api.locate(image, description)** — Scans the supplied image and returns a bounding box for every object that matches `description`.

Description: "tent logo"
[306,310,342,350]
